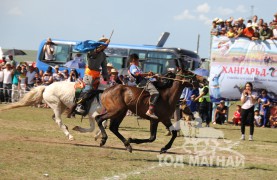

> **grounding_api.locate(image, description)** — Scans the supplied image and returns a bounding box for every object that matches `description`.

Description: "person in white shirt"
[0,64,4,103]
[3,62,13,103]
[26,64,36,91]
[240,82,257,141]
[43,37,55,61]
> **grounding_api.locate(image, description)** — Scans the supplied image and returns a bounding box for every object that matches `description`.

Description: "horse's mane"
[153,72,176,89]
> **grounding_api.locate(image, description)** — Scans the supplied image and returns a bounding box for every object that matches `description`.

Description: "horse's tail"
[0,86,46,112]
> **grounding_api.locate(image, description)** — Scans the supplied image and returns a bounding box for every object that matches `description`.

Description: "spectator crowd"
[210,13,277,40]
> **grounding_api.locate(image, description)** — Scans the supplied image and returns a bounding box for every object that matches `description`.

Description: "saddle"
[73,80,103,116]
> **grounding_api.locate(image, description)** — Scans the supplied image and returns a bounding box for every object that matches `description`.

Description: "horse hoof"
[68,135,74,141]
[72,126,79,131]
[126,145,132,153]
[160,148,167,154]
[100,140,106,147]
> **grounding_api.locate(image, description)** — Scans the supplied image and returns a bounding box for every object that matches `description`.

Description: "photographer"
[43,37,55,61]
[67,69,79,82]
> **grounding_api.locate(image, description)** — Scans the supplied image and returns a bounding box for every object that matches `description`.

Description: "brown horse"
[95,69,206,153]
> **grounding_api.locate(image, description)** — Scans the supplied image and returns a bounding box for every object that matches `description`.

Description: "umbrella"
[193,68,209,77]
[64,59,86,69]
[3,49,27,56]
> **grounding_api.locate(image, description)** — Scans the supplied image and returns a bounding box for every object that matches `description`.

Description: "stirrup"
[146,110,158,119]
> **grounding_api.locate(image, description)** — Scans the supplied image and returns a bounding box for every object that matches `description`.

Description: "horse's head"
[176,69,207,88]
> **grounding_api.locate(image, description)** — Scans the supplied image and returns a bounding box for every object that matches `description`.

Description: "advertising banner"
[209,36,277,102]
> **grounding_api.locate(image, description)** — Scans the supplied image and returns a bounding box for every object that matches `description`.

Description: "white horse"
[0,81,107,140]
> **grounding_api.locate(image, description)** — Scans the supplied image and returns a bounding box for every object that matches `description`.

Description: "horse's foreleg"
[128,120,158,144]
[72,116,95,133]
[109,113,132,152]
[95,113,109,147]
[160,120,178,153]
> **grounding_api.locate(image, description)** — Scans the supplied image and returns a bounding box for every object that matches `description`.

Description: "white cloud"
[8,7,22,16]
[198,14,212,25]
[174,10,195,20]
[217,7,234,16]
[196,3,210,14]
[236,5,248,13]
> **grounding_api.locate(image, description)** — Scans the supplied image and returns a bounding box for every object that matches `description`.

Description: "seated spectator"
[226,26,236,38]
[259,23,273,40]
[254,109,262,127]
[269,102,277,128]
[62,69,69,79]
[53,65,64,82]
[34,72,42,87]
[67,68,79,82]
[232,105,241,126]
[42,67,53,86]
[213,100,227,125]
[210,21,218,36]
[270,25,277,40]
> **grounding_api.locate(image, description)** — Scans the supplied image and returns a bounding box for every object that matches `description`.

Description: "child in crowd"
[254,110,262,127]
[232,105,241,126]
[226,26,236,38]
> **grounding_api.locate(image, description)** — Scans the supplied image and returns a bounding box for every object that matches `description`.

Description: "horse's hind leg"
[160,119,178,153]
[46,99,74,140]
[95,113,110,147]
[128,120,158,144]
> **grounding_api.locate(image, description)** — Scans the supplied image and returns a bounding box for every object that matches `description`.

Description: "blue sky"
[0,0,276,58]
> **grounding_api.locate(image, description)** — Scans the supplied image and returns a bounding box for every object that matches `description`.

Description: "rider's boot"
[146,94,159,119]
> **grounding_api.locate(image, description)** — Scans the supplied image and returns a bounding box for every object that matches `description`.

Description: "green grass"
[0,105,276,179]
[2,49,37,63]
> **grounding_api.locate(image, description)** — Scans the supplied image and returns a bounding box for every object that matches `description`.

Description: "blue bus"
[36,37,201,77]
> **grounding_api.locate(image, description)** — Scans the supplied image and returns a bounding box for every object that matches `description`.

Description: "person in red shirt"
[232,105,242,126]
[236,23,258,40]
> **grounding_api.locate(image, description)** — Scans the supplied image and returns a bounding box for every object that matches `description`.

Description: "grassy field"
[0,105,276,179]
[2,49,37,63]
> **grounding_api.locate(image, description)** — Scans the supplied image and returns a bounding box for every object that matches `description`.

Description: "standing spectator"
[43,37,55,61]
[271,12,277,26]
[257,18,264,30]
[236,23,258,40]
[259,23,273,40]
[26,64,36,91]
[252,15,258,27]
[232,105,242,126]
[194,81,212,127]
[3,62,13,103]
[108,68,122,86]
[11,65,21,102]
[270,25,277,40]
[0,64,4,103]
[269,102,277,128]
[258,89,271,127]
[216,19,225,35]
[225,18,233,32]
[236,17,246,32]
[18,69,27,98]
[8,55,17,67]
[240,82,257,141]
[210,21,218,36]
[213,100,228,125]
[254,110,262,127]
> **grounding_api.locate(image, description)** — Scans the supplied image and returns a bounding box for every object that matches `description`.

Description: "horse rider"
[67,37,110,117]
[129,53,159,119]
